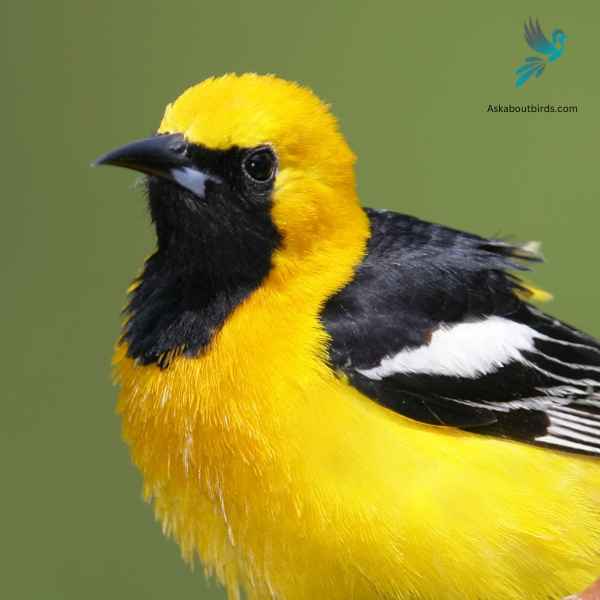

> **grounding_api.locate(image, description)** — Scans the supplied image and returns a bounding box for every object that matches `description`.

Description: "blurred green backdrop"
[3,1,599,598]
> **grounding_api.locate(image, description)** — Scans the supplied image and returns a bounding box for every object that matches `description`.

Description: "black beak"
[93,133,218,198]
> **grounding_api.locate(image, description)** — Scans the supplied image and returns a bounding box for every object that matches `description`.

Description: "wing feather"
[322,209,600,456]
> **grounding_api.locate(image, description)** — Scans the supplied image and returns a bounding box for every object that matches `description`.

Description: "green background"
[4,1,598,598]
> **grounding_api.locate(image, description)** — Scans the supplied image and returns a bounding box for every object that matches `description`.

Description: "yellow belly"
[115,324,600,600]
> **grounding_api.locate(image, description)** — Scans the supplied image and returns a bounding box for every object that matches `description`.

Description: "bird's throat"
[122,177,281,367]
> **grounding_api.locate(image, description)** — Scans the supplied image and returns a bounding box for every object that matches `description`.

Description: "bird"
[95,74,600,600]
[515,18,567,88]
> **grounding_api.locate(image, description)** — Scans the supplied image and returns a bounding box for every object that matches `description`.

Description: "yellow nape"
[114,74,600,600]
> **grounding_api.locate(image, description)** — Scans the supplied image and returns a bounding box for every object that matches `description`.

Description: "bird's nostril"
[170,141,187,155]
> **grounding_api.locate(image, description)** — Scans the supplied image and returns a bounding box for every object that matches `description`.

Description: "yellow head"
[161,74,361,258]
[160,74,355,187]
[95,73,368,366]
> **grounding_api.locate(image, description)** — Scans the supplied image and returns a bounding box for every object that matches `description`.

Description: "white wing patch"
[355,313,600,455]
[357,316,538,380]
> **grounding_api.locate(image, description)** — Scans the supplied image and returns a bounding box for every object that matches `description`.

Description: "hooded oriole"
[96,74,600,600]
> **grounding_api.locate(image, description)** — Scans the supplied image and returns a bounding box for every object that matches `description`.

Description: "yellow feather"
[516,280,554,303]
[115,74,600,600]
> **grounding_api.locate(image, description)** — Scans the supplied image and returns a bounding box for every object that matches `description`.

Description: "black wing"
[321,208,600,455]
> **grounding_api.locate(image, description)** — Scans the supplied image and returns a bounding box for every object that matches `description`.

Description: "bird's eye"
[243,148,276,182]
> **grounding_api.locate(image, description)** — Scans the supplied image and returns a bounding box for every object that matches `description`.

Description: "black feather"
[123,144,281,367]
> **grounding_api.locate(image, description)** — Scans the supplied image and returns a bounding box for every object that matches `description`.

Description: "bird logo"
[515,18,567,88]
